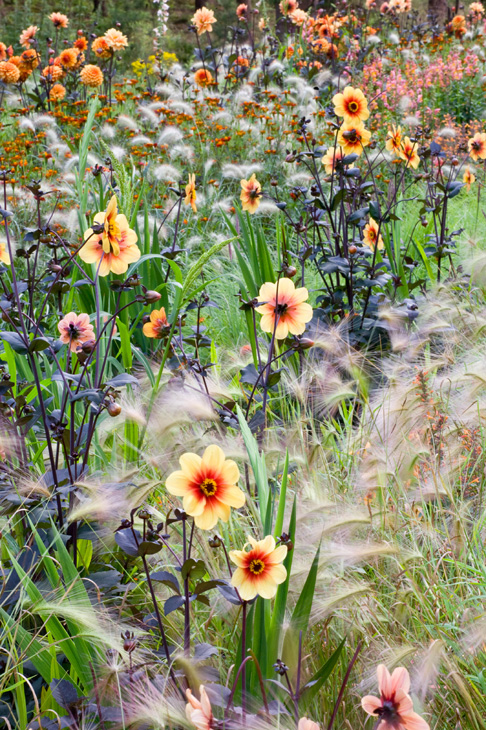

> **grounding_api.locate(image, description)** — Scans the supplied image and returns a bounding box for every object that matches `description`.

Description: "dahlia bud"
[144,290,161,304]
[107,401,122,417]
[348,244,357,254]
[295,337,314,350]
[283,265,297,277]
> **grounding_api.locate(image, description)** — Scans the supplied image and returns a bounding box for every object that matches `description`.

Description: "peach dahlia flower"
[104,28,128,51]
[240,173,262,213]
[192,7,217,35]
[186,686,213,730]
[256,278,313,340]
[361,665,429,730]
[49,12,69,28]
[166,445,246,530]
[58,312,95,352]
[230,535,287,601]
[19,26,38,48]
[80,195,140,277]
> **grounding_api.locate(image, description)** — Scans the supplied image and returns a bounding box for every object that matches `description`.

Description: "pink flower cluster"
[362,49,480,116]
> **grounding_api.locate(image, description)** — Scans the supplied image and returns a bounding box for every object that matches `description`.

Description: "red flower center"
[347,100,359,112]
[200,478,217,496]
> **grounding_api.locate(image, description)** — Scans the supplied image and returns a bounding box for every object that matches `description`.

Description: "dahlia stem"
[182,515,192,655]
[241,600,247,719]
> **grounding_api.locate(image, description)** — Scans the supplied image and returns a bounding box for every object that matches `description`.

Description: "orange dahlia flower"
[361,665,429,730]
[468,132,486,161]
[236,3,248,18]
[58,312,95,352]
[230,535,287,601]
[399,136,420,169]
[74,36,88,51]
[362,217,384,251]
[49,12,69,28]
[186,686,213,730]
[337,121,371,156]
[185,174,197,212]
[80,64,104,87]
[57,48,79,69]
[240,173,262,213]
[332,86,370,124]
[80,195,140,277]
[256,278,313,339]
[19,25,38,48]
[194,68,213,87]
[290,8,308,25]
[165,444,246,530]
[0,62,20,84]
[20,49,39,70]
[279,0,299,16]
[321,146,345,174]
[143,308,169,338]
[385,124,402,156]
[104,28,128,51]
[42,64,64,81]
[0,240,11,265]
[91,37,111,59]
[191,7,217,35]
[0,43,7,62]
[49,83,66,101]
[463,166,476,190]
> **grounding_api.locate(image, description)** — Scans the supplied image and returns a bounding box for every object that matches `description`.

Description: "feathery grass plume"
[158,126,184,145]
[152,163,181,182]
[137,105,160,126]
[117,114,140,131]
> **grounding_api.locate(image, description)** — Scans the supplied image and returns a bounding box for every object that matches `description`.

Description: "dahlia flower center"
[375,699,399,721]
[275,302,289,316]
[249,558,265,575]
[343,129,359,141]
[200,478,218,497]
[348,100,359,112]
[68,323,80,338]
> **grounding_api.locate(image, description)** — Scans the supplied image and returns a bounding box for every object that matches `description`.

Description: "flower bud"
[107,401,122,417]
[283,265,297,278]
[144,290,161,304]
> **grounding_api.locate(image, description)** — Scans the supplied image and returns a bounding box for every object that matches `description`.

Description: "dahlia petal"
[199,687,212,720]
[93,212,106,225]
[219,484,245,509]
[232,573,257,601]
[288,286,309,304]
[183,492,206,516]
[213,501,231,522]
[194,503,218,530]
[258,282,277,302]
[229,550,246,568]
[394,689,413,714]
[400,711,430,730]
[220,459,240,485]
[276,277,295,298]
[259,534,276,554]
[274,319,290,339]
[268,563,287,584]
[230,567,246,586]
[165,471,189,496]
[202,444,225,473]
[254,575,278,599]
[377,664,392,697]
[268,544,288,564]
[260,313,276,333]
[390,667,410,696]
[179,452,202,477]
[109,255,129,275]
[79,236,102,263]
[361,695,382,715]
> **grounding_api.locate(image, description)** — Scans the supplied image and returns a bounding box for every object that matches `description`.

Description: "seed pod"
[107,401,122,417]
